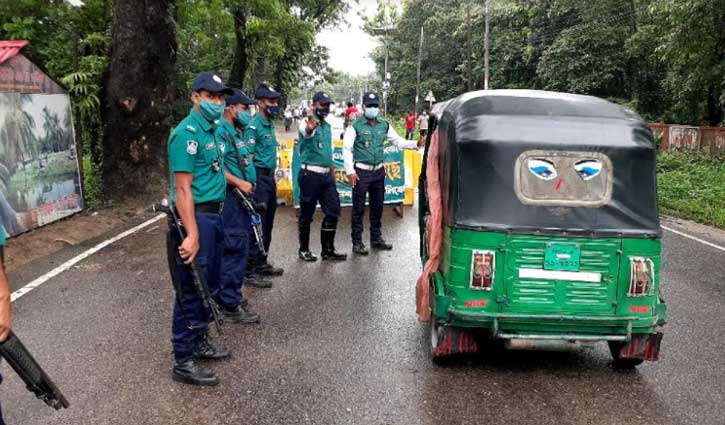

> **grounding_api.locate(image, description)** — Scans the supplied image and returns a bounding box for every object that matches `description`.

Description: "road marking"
[662,225,725,253]
[10,214,166,302]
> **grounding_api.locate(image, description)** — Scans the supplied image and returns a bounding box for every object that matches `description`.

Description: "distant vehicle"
[419,90,666,368]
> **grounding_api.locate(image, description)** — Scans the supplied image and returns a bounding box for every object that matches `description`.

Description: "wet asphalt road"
[2,206,724,425]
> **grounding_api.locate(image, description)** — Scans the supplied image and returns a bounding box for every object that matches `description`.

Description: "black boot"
[321,225,347,261]
[298,223,318,262]
[172,358,219,386]
[193,334,230,360]
[245,273,273,289]
[371,238,393,250]
[256,260,284,276]
[352,241,369,255]
[222,304,260,324]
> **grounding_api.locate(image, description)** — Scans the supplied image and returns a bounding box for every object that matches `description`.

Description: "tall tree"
[100,0,177,198]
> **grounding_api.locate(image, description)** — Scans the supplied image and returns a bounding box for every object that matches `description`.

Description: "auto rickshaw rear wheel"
[608,341,644,369]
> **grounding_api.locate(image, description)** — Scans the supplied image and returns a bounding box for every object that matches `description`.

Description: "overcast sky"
[316,0,401,77]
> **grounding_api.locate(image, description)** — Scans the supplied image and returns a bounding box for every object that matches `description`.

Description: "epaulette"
[185,124,197,133]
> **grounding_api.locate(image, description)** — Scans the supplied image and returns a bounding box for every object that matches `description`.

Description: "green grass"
[657,153,725,228]
[82,155,102,209]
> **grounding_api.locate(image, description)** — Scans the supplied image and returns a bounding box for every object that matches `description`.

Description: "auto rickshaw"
[417,90,666,368]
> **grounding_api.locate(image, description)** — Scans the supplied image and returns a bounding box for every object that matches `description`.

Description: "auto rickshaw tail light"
[470,250,495,291]
[628,257,654,297]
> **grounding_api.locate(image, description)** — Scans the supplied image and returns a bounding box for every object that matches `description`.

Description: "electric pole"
[415,26,424,113]
[484,0,490,90]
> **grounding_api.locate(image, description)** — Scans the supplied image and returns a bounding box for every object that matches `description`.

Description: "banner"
[0,93,83,238]
[290,141,406,207]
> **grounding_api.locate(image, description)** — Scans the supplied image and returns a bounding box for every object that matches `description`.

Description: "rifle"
[153,199,223,335]
[0,331,70,410]
[231,188,267,257]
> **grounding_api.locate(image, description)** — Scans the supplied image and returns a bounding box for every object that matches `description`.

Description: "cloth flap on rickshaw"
[433,90,661,238]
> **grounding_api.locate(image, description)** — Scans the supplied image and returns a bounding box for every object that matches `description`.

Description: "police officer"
[246,83,284,279]
[343,92,424,255]
[297,91,347,262]
[215,88,262,324]
[166,71,231,386]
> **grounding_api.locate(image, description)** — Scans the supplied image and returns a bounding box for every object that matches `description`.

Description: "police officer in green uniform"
[342,92,424,254]
[297,91,347,261]
[245,83,284,279]
[216,88,264,324]
[166,71,231,386]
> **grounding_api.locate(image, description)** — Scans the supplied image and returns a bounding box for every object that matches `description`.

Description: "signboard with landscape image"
[0,92,83,238]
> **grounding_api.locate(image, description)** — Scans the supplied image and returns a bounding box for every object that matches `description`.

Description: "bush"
[657,153,725,228]
[82,155,102,209]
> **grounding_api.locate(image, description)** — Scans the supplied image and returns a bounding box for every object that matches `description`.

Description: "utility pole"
[414,26,424,114]
[484,0,490,90]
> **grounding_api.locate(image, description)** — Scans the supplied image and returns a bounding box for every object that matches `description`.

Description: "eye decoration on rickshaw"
[573,160,603,181]
[527,159,558,180]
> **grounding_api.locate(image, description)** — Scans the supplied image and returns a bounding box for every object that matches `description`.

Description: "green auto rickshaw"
[418,90,666,368]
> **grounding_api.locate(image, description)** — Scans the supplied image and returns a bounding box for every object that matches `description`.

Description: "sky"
[316,0,401,77]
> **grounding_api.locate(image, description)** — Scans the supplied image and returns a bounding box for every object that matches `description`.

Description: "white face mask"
[364,107,380,119]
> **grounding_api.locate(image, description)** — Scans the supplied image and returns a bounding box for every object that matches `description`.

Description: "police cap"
[362,92,380,106]
[225,88,255,106]
[192,71,233,95]
[312,91,333,104]
[255,83,282,100]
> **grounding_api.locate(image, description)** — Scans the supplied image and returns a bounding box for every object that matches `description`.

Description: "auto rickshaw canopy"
[430,90,661,238]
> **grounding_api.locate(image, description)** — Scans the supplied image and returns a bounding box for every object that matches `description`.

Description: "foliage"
[363,0,725,125]
[657,153,725,228]
[82,155,102,209]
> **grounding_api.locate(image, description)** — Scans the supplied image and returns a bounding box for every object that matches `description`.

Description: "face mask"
[236,111,252,127]
[266,105,280,119]
[199,100,224,121]
[364,107,379,119]
[315,107,330,120]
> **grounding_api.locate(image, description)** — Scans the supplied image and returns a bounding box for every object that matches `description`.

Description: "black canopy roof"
[430,90,661,238]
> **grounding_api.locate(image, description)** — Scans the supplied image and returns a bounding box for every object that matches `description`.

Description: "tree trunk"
[101,0,177,200]
[228,8,248,89]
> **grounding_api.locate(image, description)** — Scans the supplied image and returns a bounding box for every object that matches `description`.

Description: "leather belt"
[301,164,330,174]
[354,162,384,171]
[195,202,223,214]
[255,166,273,176]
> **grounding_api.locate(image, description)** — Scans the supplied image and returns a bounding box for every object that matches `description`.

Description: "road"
[2,206,724,425]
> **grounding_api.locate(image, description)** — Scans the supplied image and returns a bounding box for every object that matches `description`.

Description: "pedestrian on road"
[404,110,417,140]
[343,92,424,255]
[246,83,284,280]
[297,91,347,262]
[284,108,293,132]
[166,71,231,386]
[417,109,430,139]
[215,88,264,325]
[0,216,11,423]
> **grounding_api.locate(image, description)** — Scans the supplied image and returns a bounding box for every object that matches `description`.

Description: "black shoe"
[193,335,230,360]
[322,250,347,261]
[222,305,260,324]
[299,250,318,262]
[256,261,284,276]
[172,358,219,386]
[353,242,369,255]
[245,274,273,289]
[371,239,393,250]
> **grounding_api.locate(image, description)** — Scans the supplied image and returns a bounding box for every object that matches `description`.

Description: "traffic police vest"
[352,117,389,165]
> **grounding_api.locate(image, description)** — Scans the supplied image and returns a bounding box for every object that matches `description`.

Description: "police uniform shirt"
[216,119,256,186]
[245,113,278,171]
[298,116,333,168]
[342,116,418,175]
[168,108,227,204]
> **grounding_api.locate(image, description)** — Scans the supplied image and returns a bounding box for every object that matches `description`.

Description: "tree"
[100,0,177,198]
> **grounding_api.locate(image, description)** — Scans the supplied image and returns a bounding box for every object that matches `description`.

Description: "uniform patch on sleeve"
[186,140,198,155]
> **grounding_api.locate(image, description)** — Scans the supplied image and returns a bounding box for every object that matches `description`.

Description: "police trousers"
[166,211,223,360]
[351,166,385,244]
[220,188,251,311]
[249,174,277,265]
[298,169,341,228]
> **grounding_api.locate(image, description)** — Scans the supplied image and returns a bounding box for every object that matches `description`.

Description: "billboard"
[0,93,83,238]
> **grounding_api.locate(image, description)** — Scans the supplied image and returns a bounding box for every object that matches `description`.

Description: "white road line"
[10,214,166,302]
[662,225,725,253]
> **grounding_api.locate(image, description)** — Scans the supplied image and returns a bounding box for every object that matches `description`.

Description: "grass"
[657,153,725,228]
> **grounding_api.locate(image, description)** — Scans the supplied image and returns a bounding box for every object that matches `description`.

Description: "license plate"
[544,243,581,271]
